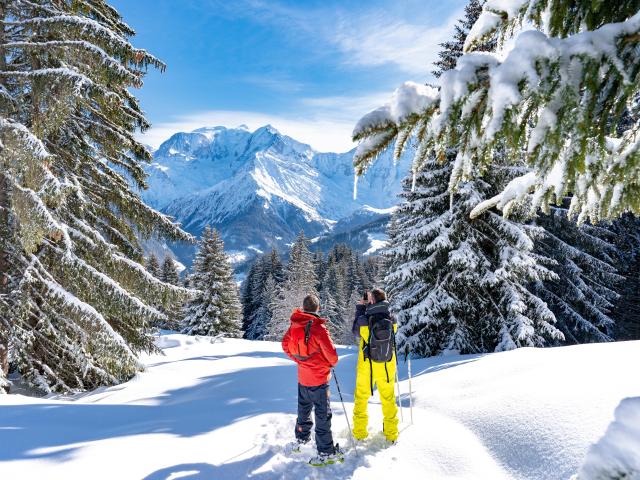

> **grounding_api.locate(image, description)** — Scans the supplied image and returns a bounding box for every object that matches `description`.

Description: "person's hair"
[303,294,320,312]
[370,288,387,303]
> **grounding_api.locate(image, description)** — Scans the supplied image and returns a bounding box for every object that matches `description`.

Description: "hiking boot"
[308,444,344,467]
[285,438,309,454]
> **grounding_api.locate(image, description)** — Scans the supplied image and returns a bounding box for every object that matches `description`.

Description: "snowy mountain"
[142,125,412,268]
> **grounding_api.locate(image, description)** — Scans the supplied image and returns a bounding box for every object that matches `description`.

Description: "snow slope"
[1,336,638,479]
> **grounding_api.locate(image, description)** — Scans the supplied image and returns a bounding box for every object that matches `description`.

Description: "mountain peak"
[253,124,279,136]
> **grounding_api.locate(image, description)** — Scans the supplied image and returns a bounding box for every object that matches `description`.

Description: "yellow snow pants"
[352,325,399,442]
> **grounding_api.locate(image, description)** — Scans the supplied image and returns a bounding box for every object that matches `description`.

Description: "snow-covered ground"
[1,335,638,479]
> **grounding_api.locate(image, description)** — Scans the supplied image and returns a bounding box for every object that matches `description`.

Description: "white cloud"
[332,11,462,76]
[207,0,464,76]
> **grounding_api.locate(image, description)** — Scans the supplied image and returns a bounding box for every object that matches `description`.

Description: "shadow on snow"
[0,343,479,470]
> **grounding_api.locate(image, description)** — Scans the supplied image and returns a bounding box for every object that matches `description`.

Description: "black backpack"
[364,316,395,363]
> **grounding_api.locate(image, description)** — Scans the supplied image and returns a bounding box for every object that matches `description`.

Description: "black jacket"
[351,301,396,337]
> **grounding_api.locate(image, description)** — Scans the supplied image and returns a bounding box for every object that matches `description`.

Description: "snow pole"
[332,368,357,454]
[395,366,404,424]
[394,343,404,424]
[407,354,414,425]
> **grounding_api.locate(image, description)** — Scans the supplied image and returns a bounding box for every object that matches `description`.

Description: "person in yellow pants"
[351,288,399,443]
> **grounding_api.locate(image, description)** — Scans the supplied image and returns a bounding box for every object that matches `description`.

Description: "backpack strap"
[294,320,316,362]
[304,320,313,345]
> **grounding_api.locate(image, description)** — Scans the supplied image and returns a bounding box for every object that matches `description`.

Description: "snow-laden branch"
[5,40,140,84]
[353,81,439,139]
[353,9,640,222]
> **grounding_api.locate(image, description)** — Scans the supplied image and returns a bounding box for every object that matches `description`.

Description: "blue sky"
[111,0,467,152]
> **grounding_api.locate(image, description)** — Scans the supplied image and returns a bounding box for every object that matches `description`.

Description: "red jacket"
[282,309,338,387]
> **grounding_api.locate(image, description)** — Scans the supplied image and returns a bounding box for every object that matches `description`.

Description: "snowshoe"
[308,444,344,467]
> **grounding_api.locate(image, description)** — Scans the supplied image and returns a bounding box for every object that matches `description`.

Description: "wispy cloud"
[207,0,463,76]
[331,11,461,76]
[241,73,305,93]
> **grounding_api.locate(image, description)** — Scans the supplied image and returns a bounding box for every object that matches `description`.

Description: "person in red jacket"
[282,294,343,466]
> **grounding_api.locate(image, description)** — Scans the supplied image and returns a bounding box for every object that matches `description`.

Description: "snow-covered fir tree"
[353,0,640,223]
[340,288,362,345]
[0,0,191,393]
[363,256,383,289]
[610,214,640,340]
[531,207,623,344]
[319,263,347,339]
[245,274,277,340]
[387,161,563,357]
[161,257,180,286]
[312,251,326,292]
[432,0,488,77]
[266,232,318,341]
[376,1,564,356]
[146,254,162,279]
[182,227,242,337]
[241,255,264,335]
[241,249,284,340]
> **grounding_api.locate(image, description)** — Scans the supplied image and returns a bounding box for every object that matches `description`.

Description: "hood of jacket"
[366,301,390,317]
[290,309,327,327]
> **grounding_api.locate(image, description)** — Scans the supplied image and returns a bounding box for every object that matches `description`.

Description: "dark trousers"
[295,383,335,454]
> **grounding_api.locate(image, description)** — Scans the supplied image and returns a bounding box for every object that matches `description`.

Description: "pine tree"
[240,255,263,336]
[531,207,623,344]
[240,249,286,340]
[320,264,347,339]
[360,1,562,357]
[246,274,277,340]
[353,1,640,223]
[313,251,326,292]
[146,254,162,279]
[161,257,180,286]
[269,248,285,284]
[267,232,317,341]
[182,227,242,337]
[387,160,563,357]
[340,288,361,345]
[0,0,191,393]
[432,0,488,77]
[610,214,640,340]
[362,255,385,289]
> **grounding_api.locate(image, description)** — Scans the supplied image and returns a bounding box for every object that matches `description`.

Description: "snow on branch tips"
[427,11,640,222]
[464,0,529,51]
[352,82,439,177]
